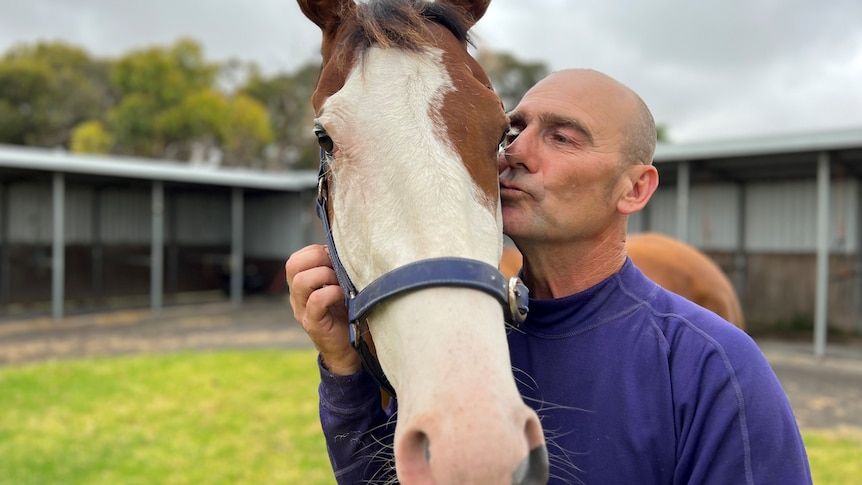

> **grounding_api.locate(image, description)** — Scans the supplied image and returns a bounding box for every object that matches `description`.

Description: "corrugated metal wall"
[99,188,152,244]
[245,192,317,259]
[7,182,53,244]
[4,181,317,255]
[173,192,231,245]
[633,179,858,254]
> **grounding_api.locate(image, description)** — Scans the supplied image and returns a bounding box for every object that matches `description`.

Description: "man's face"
[497,70,634,244]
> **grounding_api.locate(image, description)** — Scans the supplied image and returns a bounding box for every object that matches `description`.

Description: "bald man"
[287,70,811,484]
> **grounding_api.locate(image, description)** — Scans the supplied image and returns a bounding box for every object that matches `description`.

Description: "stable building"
[636,127,862,356]
[0,144,318,318]
[2,126,862,357]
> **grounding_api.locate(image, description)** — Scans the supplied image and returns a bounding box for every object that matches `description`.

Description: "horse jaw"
[320,47,539,481]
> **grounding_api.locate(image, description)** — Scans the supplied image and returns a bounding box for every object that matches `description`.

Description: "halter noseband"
[315,150,529,397]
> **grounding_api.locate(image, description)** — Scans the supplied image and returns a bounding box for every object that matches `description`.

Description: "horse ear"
[443,0,491,27]
[297,0,355,30]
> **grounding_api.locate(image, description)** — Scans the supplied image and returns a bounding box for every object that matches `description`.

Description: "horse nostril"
[512,445,549,485]
[403,428,432,464]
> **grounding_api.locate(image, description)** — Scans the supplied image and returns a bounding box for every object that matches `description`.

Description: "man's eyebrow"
[538,113,594,145]
[506,111,594,145]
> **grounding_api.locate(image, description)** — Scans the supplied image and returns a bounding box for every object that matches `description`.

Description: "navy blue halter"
[315,150,529,397]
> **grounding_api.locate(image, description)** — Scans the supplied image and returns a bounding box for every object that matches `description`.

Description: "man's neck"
[517,227,628,300]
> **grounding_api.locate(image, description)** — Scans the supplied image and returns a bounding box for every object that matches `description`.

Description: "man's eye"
[551,132,570,144]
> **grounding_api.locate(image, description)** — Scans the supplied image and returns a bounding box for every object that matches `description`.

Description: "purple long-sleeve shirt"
[317,259,811,484]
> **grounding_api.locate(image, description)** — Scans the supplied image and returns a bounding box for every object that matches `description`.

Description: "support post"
[676,161,691,242]
[91,187,103,299]
[815,152,831,358]
[52,173,65,320]
[167,192,179,296]
[151,181,164,313]
[734,183,748,296]
[231,188,244,308]
[0,181,8,306]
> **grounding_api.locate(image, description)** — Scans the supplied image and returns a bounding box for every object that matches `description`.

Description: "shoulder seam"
[619,274,754,483]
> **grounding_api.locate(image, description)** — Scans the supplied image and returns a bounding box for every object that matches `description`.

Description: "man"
[287,69,811,483]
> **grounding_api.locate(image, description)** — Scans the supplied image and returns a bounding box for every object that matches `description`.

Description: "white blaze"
[318,47,514,407]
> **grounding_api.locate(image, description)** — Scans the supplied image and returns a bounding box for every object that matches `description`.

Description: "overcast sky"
[2,0,861,142]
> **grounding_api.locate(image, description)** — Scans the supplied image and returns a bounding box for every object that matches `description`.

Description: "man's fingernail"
[323,245,330,255]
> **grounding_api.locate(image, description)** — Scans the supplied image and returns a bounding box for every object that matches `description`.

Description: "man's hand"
[286,244,361,375]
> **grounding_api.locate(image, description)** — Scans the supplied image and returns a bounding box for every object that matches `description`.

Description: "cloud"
[2,0,860,142]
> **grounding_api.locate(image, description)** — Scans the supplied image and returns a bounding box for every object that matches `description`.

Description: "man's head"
[498,68,659,245]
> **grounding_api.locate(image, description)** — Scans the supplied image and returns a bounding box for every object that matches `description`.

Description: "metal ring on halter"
[317,177,325,204]
[508,277,529,326]
[349,321,361,349]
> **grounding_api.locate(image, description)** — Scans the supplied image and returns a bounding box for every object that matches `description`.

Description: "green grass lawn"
[0,349,334,485]
[0,349,859,484]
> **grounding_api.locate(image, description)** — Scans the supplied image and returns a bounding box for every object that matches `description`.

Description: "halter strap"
[315,150,529,397]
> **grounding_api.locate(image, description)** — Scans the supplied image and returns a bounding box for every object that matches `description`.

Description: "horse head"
[298,0,547,482]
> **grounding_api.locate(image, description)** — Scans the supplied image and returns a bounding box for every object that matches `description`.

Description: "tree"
[111,38,216,109]
[0,41,113,147]
[107,93,163,157]
[104,39,276,163]
[222,94,274,167]
[477,50,549,111]
[71,120,113,154]
[241,62,319,169]
[156,88,228,160]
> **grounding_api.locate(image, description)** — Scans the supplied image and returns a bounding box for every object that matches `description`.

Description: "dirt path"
[2,300,861,432]
[0,298,310,365]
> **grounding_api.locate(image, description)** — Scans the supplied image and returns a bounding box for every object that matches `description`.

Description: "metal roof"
[3,125,862,188]
[0,144,317,191]
[655,127,862,163]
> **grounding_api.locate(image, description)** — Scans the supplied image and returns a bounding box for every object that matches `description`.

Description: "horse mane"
[347,0,474,52]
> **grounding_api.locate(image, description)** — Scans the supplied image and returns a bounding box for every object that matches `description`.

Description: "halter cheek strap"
[315,151,529,398]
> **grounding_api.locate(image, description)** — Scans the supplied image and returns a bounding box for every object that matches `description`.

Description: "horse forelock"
[347,0,473,53]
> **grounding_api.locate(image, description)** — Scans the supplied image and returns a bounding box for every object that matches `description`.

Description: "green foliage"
[478,50,549,111]
[107,94,163,157]
[0,350,334,485]
[0,37,567,169]
[241,62,319,169]
[156,88,228,160]
[222,94,274,167]
[71,120,113,154]
[0,41,112,147]
[111,38,216,109]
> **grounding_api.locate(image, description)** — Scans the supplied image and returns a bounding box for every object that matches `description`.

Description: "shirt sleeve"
[671,328,812,485]
[317,355,397,484]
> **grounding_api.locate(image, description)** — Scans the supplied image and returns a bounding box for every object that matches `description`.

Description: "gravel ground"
[2,299,860,432]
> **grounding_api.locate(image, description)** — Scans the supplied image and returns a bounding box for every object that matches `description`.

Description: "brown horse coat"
[500,232,745,329]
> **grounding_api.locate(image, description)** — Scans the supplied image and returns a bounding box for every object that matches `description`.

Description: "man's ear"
[617,164,659,215]
[441,0,491,28]
[297,0,355,31]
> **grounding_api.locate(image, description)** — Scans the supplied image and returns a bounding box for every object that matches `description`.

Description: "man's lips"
[500,181,528,196]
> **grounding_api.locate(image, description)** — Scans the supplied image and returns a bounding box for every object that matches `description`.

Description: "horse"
[298,0,547,483]
[499,233,746,329]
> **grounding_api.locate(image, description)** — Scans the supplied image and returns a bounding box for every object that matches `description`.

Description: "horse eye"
[499,126,518,149]
[317,133,334,154]
[314,126,335,154]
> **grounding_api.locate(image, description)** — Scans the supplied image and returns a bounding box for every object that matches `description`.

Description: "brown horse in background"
[500,232,746,329]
